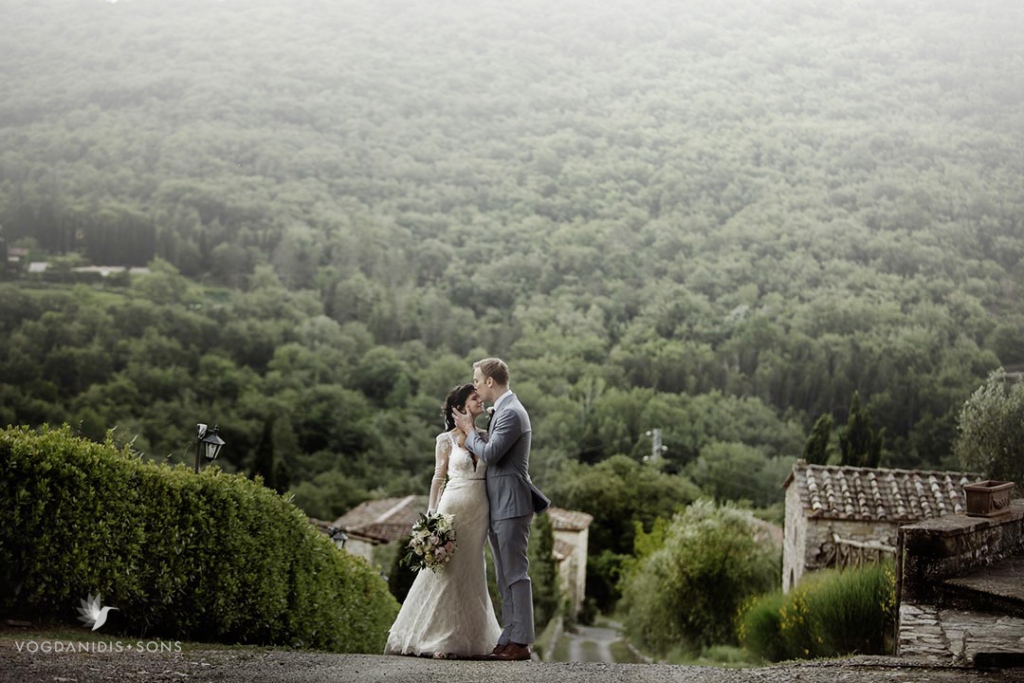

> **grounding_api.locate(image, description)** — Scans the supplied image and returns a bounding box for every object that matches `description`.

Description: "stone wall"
[898,501,1024,607]
[553,526,589,617]
[784,480,901,592]
[897,500,1024,663]
[782,484,805,593]
[345,537,378,566]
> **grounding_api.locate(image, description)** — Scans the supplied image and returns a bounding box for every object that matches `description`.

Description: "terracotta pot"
[963,480,1015,517]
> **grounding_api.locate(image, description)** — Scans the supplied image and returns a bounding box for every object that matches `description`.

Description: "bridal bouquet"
[401,512,457,573]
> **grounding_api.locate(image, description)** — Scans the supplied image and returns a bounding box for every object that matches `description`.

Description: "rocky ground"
[1,645,1021,683]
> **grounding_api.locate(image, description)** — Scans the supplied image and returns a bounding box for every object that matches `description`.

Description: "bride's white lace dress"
[384,431,501,658]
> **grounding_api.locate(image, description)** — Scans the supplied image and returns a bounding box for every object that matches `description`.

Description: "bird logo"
[76,593,118,631]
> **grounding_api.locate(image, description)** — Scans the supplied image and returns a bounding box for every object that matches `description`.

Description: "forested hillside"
[1,0,1022,518]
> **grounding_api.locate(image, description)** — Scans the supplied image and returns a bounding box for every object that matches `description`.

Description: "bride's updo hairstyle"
[443,383,477,431]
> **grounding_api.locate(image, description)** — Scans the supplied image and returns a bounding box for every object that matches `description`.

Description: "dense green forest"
[2,0,1023,530]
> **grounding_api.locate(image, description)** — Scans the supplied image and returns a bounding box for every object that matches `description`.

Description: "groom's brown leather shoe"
[491,642,531,661]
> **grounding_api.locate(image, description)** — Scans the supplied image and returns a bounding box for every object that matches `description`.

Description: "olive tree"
[954,370,1024,489]
[619,500,780,656]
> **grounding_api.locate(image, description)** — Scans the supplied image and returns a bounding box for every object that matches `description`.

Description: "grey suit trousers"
[489,513,535,646]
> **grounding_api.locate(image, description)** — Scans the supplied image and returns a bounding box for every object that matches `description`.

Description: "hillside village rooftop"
[784,462,974,522]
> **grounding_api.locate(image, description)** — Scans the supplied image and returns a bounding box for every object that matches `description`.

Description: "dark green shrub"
[576,596,598,626]
[0,425,398,652]
[737,590,787,663]
[388,533,416,603]
[585,550,628,612]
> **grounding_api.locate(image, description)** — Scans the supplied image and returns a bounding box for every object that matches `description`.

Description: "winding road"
[557,622,622,664]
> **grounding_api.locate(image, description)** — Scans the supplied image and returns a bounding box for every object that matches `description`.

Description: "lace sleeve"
[428,433,451,514]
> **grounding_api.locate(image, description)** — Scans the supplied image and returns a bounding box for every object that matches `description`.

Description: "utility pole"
[644,428,667,462]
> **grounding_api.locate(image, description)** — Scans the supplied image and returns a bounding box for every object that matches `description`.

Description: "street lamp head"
[194,422,226,473]
[328,526,348,550]
[201,424,225,461]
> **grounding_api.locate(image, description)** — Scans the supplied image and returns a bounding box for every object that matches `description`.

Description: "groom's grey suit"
[465,391,550,647]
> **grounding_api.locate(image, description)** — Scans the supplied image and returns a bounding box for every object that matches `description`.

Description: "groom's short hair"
[474,358,509,386]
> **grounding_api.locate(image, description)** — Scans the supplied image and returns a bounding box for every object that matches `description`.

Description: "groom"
[454,357,550,662]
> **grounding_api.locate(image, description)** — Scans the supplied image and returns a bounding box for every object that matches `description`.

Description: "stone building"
[547,507,593,619]
[330,495,426,565]
[782,460,974,593]
[325,497,593,617]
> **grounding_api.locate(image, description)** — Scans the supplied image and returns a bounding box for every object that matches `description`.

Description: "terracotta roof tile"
[787,462,975,522]
[548,506,594,531]
[332,495,427,543]
[333,499,593,542]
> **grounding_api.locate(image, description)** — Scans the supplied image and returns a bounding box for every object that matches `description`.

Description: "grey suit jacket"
[465,393,550,521]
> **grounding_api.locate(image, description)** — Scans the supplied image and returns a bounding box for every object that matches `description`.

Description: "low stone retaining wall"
[896,500,1024,663]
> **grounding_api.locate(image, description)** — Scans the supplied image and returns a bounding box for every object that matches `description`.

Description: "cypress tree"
[528,512,561,629]
[839,392,883,468]
[803,413,834,465]
[251,417,277,491]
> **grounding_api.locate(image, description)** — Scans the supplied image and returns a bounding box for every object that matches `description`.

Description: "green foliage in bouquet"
[0,424,398,652]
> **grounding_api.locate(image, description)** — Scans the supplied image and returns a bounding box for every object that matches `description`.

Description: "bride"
[384,384,502,659]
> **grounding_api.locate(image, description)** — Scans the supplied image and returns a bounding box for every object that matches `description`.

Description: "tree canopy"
[1,0,1021,537]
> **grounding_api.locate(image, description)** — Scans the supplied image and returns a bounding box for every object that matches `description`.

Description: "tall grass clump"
[0,425,398,652]
[738,561,896,661]
[804,561,896,656]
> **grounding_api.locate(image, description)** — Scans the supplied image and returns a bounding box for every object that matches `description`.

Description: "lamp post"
[328,526,348,551]
[194,423,226,474]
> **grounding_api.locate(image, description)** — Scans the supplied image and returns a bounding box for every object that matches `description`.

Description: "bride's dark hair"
[443,383,477,430]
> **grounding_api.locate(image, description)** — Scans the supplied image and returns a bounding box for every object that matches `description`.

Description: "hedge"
[0,424,398,652]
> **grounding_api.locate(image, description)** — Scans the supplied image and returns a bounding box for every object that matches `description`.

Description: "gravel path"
[2,646,1022,683]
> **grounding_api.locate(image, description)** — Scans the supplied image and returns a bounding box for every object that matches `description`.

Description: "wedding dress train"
[384,432,501,658]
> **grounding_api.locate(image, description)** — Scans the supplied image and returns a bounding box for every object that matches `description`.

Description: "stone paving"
[899,603,1024,665]
[897,504,1024,667]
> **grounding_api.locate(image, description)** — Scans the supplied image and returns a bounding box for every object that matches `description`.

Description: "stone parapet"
[896,500,1024,664]
[897,500,1024,605]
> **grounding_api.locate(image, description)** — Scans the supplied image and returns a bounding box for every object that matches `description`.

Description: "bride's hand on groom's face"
[453,407,472,433]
